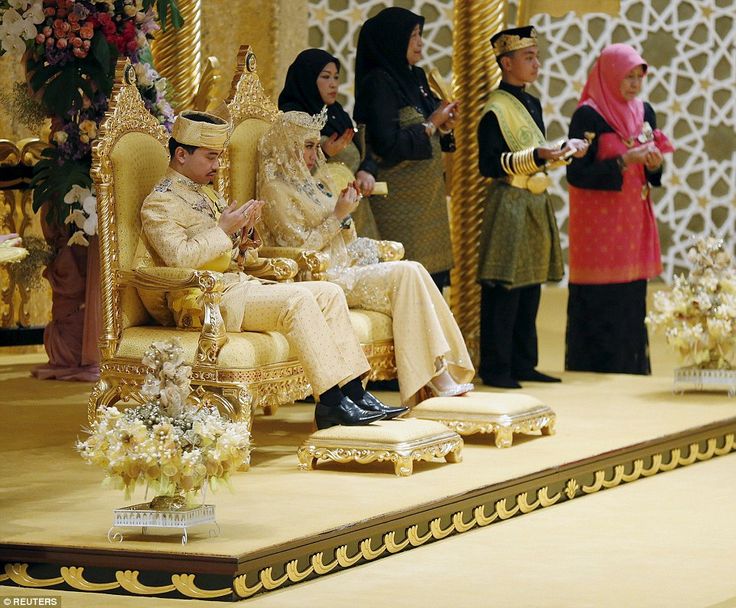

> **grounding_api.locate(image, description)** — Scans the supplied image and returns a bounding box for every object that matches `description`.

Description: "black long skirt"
[565,280,651,375]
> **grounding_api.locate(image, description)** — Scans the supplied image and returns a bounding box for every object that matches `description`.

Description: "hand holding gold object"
[561,138,590,160]
[428,67,453,103]
[371,182,388,196]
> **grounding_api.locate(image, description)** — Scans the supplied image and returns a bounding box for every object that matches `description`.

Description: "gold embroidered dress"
[257,112,474,403]
[138,167,370,396]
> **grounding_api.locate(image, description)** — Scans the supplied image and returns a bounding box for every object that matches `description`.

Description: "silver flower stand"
[107,503,219,545]
[673,367,736,397]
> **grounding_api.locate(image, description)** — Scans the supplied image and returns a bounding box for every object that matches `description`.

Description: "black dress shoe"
[357,391,409,420]
[314,397,386,430]
[481,374,522,389]
[516,369,562,383]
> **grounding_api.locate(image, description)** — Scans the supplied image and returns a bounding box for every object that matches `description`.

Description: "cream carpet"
[2,286,735,606]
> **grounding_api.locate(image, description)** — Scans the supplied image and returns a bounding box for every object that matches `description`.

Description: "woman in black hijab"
[279,48,380,239]
[353,7,458,288]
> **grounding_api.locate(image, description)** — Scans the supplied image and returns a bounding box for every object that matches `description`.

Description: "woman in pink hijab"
[565,43,673,375]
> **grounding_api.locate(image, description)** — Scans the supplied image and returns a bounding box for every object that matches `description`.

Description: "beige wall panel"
[0,58,36,142]
[203,0,309,101]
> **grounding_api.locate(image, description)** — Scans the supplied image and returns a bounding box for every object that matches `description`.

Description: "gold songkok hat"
[491,26,537,58]
[172,110,231,151]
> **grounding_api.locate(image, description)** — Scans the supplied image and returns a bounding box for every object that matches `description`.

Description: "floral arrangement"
[0,0,179,245]
[62,183,97,245]
[646,237,736,369]
[4,234,52,285]
[77,339,251,503]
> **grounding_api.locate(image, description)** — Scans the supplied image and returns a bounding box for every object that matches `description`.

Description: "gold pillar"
[151,0,203,110]
[449,0,506,363]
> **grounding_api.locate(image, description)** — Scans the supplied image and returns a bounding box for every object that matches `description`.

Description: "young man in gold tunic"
[139,111,406,428]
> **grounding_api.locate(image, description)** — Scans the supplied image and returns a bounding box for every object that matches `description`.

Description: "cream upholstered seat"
[409,392,557,448]
[218,46,402,395]
[297,419,463,476]
[88,58,312,434]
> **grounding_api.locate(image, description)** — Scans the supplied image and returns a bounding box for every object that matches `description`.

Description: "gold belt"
[502,173,550,195]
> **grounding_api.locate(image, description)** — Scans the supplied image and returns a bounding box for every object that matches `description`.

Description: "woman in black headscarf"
[353,7,458,288]
[279,48,380,239]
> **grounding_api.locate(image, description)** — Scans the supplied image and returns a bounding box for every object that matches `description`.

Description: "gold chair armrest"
[118,268,228,365]
[118,267,226,293]
[242,256,299,281]
[377,240,404,262]
[258,246,330,280]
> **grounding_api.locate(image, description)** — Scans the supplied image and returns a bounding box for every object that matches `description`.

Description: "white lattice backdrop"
[308,0,736,280]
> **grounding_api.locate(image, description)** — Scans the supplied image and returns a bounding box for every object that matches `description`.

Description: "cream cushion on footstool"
[409,392,556,448]
[297,419,463,476]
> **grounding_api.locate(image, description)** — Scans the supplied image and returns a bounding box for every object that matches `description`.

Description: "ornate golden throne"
[88,58,313,431]
[218,45,401,387]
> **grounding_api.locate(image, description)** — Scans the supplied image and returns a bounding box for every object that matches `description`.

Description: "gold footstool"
[297,419,463,476]
[409,392,556,448]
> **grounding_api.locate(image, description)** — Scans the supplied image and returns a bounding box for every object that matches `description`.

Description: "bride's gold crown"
[279,107,328,133]
[491,26,537,58]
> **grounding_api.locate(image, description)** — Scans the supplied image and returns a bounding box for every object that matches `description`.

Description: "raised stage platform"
[1,349,735,602]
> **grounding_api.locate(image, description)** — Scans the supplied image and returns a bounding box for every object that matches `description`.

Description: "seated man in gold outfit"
[139,110,405,428]
[257,110,475,406]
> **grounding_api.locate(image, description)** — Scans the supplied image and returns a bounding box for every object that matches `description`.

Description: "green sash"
[483,89,546,152]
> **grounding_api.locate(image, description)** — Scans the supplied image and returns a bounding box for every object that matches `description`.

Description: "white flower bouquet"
[646,237,736,369]
[77,339,250,504]
[63,184,97,246]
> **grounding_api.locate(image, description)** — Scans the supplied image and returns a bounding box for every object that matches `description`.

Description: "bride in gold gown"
[257,110,474,404]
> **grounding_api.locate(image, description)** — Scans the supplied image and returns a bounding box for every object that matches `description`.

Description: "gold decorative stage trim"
[2,418,734,601]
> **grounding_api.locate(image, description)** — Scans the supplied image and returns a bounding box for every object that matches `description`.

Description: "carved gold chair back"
[92,60,171,353]
[218,47,276,210]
